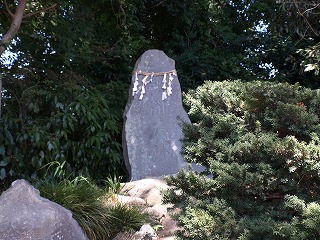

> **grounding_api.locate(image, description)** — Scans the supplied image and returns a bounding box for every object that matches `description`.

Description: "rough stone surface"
[116,194,147,207]
[123,49,190,180]
[147,203,168,220]
[0,179,88,240]
[157,214,180,239]
[121,178,169,206]
[132,224,159,240]
[114,178,180,240]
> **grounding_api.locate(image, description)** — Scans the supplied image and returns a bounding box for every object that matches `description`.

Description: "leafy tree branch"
[293,0,320,37]
[0,0,57,56]
[0,0,57,119]
[0,0,27,56]
[23,3,57,19]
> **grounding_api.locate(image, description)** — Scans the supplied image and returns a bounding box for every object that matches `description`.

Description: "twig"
[293,0,319,36]
[23,4,57,19]
[4,0,15,18]
[302,3,320,15]
[21,82,41,97]
[151,0,168,8]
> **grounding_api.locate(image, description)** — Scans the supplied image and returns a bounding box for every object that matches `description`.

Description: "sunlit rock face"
[123,49,190,181]
[0,179,88,240]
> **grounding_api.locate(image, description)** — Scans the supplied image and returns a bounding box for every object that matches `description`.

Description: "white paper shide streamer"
[132,70,176,101]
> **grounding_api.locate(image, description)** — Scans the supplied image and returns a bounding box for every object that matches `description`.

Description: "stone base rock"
[0,179,88,240]
[132,224,159,240]
[116,194,147,207]
[114,178,180,240]
[120,178,169,206]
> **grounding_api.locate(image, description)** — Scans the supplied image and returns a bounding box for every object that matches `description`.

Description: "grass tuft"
[37,177,149,240]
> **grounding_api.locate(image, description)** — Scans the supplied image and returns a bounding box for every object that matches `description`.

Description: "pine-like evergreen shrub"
[163,80,320,239]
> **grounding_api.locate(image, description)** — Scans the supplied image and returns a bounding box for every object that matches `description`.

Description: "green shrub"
[0,81,123,188]
[164,80,320,239]
[38,177,149,240]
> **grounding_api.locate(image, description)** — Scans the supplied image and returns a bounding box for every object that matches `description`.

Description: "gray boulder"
[0,179,88,240]
[123,49,190,180]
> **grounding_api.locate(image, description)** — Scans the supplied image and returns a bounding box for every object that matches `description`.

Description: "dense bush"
[0,79,125,190]
[164,80,320,239]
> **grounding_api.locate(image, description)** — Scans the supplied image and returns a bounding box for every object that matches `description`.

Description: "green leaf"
[0,159,10,167]
[95,137,101,149]
[75,103,80,111]
[50,20,57,26]
[34,132,41,142]
[0,168,6,180]
[47,141,54,151]
[0,145,5,155]
[5,129,13,143]
[63,115,67,129]
[39,150,45,159]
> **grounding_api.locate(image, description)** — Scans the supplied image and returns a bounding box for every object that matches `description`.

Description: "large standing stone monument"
[0,179,88,240]
[123,49,190,180]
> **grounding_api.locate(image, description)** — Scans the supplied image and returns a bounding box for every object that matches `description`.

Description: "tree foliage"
[1,1,318,86]
[0,0,319,188]
[0,76,123,186]
[275,0,320,38]
[164,80,320,239]
[271,0,320,79]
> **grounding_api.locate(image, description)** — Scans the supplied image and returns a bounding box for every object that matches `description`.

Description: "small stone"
[145,203,169,220]
[132,224,159,240]
[120,179,169,206]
